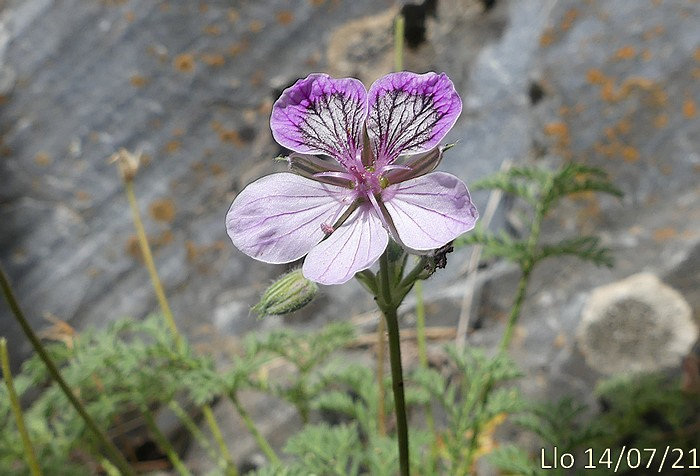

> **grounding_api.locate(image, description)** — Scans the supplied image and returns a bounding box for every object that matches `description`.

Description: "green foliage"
[488,444,545,476]
[412,346,523,474]
[594,373,699,451]
[490,372,699,475]
[455,161,622,271]
[244,322,356,422]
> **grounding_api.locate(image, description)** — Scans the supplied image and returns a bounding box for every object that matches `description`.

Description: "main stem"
[0,266,136,476]
[378,251,410,476]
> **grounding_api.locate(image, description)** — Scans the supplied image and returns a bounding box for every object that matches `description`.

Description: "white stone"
[577,273,697,375]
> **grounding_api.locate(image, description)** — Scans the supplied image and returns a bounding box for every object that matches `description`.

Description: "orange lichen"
[124,10,135,22]
[654,113,669,128]
[694,47,700,63]
[201,53,226,67]
[129,75,148,87]
[149,198,176,223]
[227,41,248,57]
[34,152,52,166]
[544,122,570,147]
[616,118,632,135]
[203,25,222,36]
[173,53,195,73]
[621,146,640,163]
[210,164,225,176]
[683,98,697,118]
[560,8,579,31]
[250,70,265,87]
[164,140,181,154]
[653,227,677,242]
[642,25,665,41]
[75,190,92,201]
[249,20,264,33]
[219,129,244,147]
[309,0,326,5]
[641,48,652,61]
[227,8,240,23]
[539,28,556,47]
[614,45,636,60]
[276,10,294,25]
[172,128,185,137]
[600,79,616,101]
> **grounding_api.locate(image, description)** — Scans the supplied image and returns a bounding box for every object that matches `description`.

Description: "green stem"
[124,181,181,346]
[141,406,192,476]
[463,178,553,472]
[201,405,238,475]
[376,317,387,436]
[378,251,410,476]
[394,14,405,71]
[1,338,42,476]
[230,394,280,466]
[498,175,550,352]
[122,177,233,468]
[169,402,237,475]
[0,266,135,476]
[498,269,531,352]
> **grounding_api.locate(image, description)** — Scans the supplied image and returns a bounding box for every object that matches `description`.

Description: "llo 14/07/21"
[540,446,699,472]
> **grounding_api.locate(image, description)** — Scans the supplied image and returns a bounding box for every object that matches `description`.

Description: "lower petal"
[226,173,353,264]
[303,204,388,285]
[382,172,478,250]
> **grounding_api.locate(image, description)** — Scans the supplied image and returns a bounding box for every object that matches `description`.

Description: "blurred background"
[0,0,698,471]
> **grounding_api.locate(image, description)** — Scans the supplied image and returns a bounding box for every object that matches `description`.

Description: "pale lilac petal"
[382,172,478,251]
[367,72,462,164]
[302,205,388,285]
[270,74,368,169]
[226,173,353,264]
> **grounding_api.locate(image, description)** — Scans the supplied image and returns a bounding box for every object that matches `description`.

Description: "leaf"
[537,236,614,267]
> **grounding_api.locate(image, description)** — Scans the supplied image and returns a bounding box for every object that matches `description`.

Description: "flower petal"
[302,204,388,285]
[226,173,353,264]
[367,72,462,164]
[270,74,368,169]
[382,172,478,251]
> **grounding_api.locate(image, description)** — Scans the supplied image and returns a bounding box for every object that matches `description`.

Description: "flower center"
[348,164,384,199]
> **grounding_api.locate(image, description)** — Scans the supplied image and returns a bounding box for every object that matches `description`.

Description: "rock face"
[578,273,697,375]
[1,0,699,469]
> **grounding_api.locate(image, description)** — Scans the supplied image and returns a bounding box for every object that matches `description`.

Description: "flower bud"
[110,148,142,182]
[252,269,318,317]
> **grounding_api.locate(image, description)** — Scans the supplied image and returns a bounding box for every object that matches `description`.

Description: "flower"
[226,72,478,285]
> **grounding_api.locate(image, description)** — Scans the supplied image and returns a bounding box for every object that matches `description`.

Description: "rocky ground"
[1,0,698,473]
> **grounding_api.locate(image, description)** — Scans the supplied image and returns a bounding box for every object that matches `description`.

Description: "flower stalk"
[377,248,410,476]
[0,265,136,476]
[113,151,235,474]
[1,337,42,476]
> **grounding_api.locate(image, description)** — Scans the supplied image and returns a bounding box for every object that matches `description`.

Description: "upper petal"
[302,204,388,285]
[367,72,462,164]
[382,172,478,251]
[270,74,368,169]
[226,173,353,264]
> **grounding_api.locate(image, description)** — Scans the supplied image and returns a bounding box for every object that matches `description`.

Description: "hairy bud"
[252,269,318,317]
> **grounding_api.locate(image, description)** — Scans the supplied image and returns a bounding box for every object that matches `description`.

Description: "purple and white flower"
[226,72,478,285]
